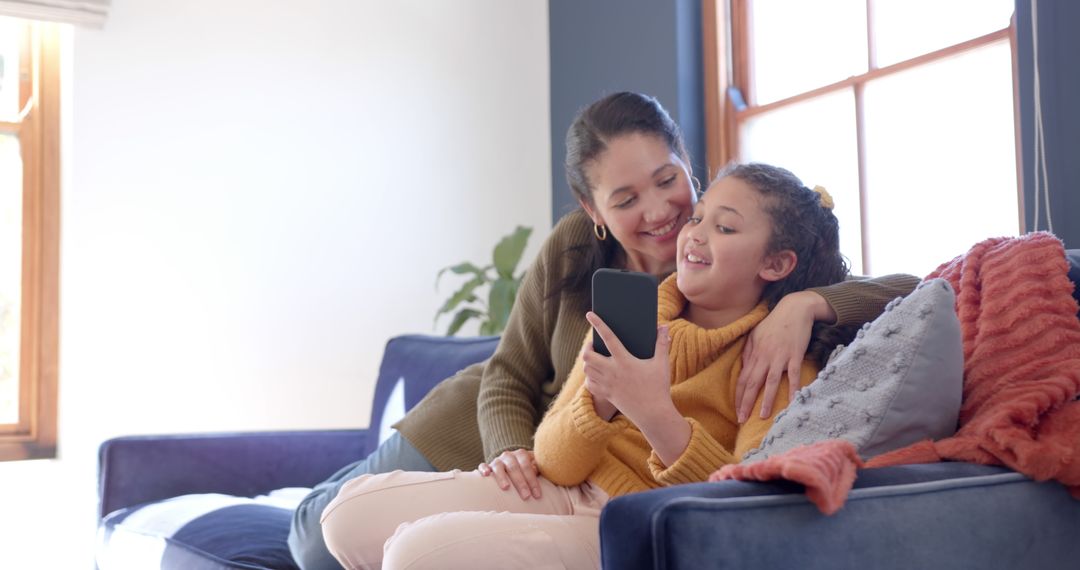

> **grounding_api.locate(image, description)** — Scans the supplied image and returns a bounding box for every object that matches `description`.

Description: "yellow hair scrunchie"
[812,185,834,210]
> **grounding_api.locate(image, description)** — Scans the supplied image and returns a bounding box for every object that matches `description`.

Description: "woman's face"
[675,175,779,312]
[581,133,695,276]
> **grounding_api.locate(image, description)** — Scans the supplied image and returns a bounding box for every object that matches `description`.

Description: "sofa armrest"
[98,429,369,519]
[600,463,1080,570]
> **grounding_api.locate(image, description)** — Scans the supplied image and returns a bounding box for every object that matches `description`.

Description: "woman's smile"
[640,215,682,242]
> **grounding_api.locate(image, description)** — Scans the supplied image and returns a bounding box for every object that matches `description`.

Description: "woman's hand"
[735,290,835,422]
[478,448,542,500]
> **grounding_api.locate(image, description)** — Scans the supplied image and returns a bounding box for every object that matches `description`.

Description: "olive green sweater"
[394,209,919,470]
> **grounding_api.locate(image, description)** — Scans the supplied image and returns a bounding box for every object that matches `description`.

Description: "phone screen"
[591,268,658,359]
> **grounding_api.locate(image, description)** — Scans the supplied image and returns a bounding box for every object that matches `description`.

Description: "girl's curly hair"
[715,163,852,365]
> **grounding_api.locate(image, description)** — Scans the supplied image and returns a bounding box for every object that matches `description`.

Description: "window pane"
[863,42,1018,277]
[740,91,864,274]
[0,17,24,122]
[750,0,867,105]
[872,0,1014,67]
[0,133,21,424]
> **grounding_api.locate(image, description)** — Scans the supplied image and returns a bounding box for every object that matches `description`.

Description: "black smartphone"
[591,268,658,359]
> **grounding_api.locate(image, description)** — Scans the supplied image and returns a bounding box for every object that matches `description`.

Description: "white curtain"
[0,0,109,27]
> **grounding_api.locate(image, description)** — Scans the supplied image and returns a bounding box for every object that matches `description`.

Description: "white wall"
[0,1,551,567]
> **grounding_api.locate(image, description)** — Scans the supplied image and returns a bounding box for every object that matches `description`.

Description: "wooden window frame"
[703,0,1022,273]
[0,22,60,462]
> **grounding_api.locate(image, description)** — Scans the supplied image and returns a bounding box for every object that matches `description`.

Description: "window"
[704,0,1020,276]
[0,17,60,462]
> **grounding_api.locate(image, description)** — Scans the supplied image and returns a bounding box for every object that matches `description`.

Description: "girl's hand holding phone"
[584,312,696,467]
[582,311,672,424]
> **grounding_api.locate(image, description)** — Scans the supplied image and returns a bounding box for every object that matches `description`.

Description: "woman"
[288,93,917,569]
[319,162,851,569]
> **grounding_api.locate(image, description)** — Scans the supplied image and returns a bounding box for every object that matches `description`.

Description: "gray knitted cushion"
[744,278,963,463]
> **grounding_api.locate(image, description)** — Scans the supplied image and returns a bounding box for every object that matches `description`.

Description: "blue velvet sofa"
[97,335,500,569]
[98,252,1080,570]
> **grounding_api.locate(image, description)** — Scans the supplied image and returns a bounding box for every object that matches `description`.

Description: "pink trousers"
[319,469,609,570]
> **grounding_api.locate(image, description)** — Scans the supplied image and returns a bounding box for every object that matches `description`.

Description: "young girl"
[318,163,848,570]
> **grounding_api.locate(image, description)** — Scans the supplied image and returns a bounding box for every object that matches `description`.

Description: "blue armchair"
[599,247,1080,569]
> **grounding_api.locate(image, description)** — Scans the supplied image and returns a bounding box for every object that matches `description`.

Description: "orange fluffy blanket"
[711,232,1080,514]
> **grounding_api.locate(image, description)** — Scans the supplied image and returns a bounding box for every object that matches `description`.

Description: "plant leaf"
[479,319,496,336]
[434,275,485,319]
[436,262,486,289]
[488,277,516,334]
[492,226,532,279]
[445,308,482,337]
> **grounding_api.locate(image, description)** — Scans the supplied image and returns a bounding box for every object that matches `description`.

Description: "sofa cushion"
[96,489,308,570]
[746,278,963,462]
[369,335,499,450]
[601,463,1080,570]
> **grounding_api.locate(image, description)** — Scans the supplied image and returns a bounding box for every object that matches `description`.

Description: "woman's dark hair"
[715,162,852,364]
[552,92,691,301]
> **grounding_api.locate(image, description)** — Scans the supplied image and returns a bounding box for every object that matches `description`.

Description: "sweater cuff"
[483,426,537,462]
[485,444,531,463]
[648,418,736,485]
[572,386,630,443]
[809,274,921,327]
[482,417,540,462]
[808,284,862,326]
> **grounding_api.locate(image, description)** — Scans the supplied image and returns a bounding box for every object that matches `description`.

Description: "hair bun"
[812,185,834,210]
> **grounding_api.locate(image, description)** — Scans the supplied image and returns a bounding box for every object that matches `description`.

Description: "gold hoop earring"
[593,224,608,241]
[691,175,703,197]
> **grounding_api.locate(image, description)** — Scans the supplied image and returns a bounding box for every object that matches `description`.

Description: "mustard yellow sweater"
[534,274,819,498]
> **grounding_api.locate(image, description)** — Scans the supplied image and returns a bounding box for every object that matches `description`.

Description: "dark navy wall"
[548,0,705,224]
[1016,0,1079,249]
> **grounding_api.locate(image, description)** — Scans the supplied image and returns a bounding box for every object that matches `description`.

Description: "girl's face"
[676,176,791,317]
[580,132,695,276]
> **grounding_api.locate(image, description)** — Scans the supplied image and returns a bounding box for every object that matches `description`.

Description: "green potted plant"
[435,226,532,336]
